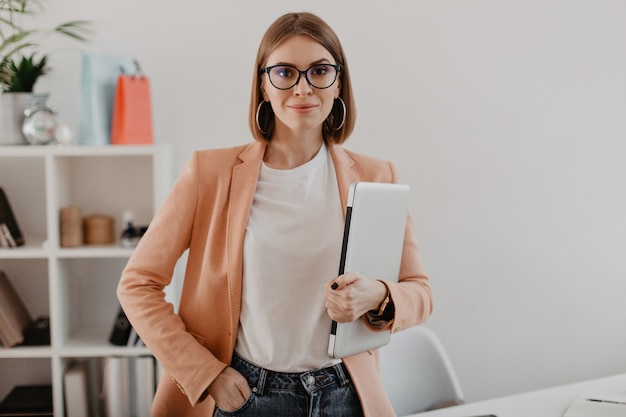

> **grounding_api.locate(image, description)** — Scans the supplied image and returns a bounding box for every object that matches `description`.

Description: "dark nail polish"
[331,282,338,290]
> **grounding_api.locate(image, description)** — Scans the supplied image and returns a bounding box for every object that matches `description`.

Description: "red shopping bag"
[111,72,154,145]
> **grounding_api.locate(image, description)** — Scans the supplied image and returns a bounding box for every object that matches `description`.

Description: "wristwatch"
[374,291,391,317]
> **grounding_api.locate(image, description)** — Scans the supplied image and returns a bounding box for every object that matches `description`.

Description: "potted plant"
[4,53,49,93]
[0,0,90,145]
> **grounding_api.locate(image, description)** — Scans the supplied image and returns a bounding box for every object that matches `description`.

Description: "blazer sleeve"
[363,160,434,333]
[117,152,227,406]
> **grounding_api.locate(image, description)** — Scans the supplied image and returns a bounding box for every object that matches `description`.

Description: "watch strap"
[372,290,390,317]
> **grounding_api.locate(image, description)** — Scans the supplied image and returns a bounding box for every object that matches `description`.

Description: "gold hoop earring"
[336,97,346,131]
[331,97,346,131]
[256,101,270,135]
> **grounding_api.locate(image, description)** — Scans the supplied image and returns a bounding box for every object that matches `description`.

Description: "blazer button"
[172,378,186,395]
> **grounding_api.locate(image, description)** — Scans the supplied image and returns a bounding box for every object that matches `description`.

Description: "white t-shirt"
[235,143,344,372]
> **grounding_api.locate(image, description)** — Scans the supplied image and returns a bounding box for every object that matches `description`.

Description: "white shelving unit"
[0,144,173,416]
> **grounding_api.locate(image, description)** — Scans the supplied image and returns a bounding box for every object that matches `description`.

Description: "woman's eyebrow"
[311,58,333,65]
[268,58,333,68]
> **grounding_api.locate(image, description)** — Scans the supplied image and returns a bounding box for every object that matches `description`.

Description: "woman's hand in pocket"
[207,367,252,412]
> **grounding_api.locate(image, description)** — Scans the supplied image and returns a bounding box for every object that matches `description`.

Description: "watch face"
[22,108,58,145]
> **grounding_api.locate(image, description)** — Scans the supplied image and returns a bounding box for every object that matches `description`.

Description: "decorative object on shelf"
[0,0,91,145]
[83,214,115,245]
[23,316,50,346]
[59,206,83,247]
[78,52,135,145]
[120,210,147,248]
[54,123,73,145]
[111,60,154,145]
[0,91,52,146]
[22,100,58,145]
[0,187,24,247]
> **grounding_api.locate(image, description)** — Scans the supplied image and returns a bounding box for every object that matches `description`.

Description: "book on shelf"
[0,224,11,248]
[62,357,157,417]
[0,270,33,347]
[0,315,13,347]
[100,356,130,417]
[0,385,53,417]
[134,356,156,417]
[109,305,131,346]
[0,188,25,247]
[0,223,18,249]
[127,327,144,347]
[109,305,143,347]
[64,360,92,417]
[91,356,157,417]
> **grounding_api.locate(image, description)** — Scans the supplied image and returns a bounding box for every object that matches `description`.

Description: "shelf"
[0,240,48,258]
[61,327,150,357]
[55,245,135,259]
[0,328,150,359]
[0,244,135,259]
[0,144,171,416]
[0,143,161,157]
[0,345,53,359]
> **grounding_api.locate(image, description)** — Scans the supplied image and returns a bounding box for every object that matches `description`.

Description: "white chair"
[379,326,464,416]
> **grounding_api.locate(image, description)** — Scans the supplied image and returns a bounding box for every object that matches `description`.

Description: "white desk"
[409,373,626,417]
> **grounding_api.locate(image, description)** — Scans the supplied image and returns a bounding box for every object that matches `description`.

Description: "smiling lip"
[289,104,317,113]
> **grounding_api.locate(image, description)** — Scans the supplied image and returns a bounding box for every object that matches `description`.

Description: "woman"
[117,11,433,417]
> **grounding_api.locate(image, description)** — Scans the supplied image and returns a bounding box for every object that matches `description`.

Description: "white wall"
[32,0,626,402]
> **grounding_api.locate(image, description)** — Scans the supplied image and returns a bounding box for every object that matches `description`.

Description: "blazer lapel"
[328,143,359,214]
[226,141,265,350]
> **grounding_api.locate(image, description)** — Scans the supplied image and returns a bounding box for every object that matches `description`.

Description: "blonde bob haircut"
[249,12,356,144]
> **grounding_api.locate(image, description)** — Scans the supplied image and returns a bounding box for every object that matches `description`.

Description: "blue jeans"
[213,352,364,417]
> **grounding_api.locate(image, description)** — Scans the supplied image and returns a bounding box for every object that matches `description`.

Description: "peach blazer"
[117,140,433,417]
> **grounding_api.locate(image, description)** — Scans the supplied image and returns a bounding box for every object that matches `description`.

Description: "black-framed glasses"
[261,64,341,90]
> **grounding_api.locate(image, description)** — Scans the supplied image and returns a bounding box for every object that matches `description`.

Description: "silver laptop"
[328,182,410,359]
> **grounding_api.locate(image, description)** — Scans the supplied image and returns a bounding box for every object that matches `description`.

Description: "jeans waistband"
[231,352,351,395]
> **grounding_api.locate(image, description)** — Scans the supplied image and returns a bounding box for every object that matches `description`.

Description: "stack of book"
[0,188,24,248]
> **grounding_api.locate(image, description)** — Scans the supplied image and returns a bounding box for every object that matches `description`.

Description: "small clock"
[22,107,58,145]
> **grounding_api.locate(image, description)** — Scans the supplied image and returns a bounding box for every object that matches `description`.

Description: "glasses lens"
[306,64,338,89]
[268,65,299,89]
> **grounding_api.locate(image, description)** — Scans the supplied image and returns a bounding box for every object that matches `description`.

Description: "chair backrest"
[379,326,464,417]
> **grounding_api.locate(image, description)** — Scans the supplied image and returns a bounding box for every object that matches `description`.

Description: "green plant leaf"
[3,52,49,92]
[0,30,35,53]
[0,0,92,91]
[52,20,92,42]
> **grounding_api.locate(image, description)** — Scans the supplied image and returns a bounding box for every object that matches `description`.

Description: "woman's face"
[261,35,340,139]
